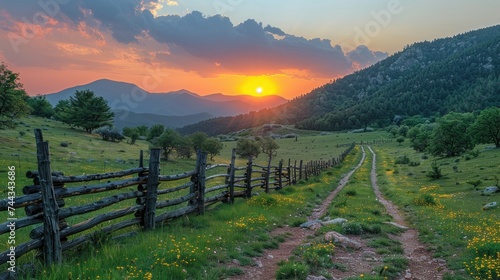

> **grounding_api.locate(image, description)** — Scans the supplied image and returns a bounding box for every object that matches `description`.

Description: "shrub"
[276,261,309,280]
[408,161,420,166]
[362,223,382,234]
[60,142,69,147]
[426,161,443,179]
[380,255,409,278]
[303,242,335,269]
[395,155,410,165]
[345,190,357,196]
[342,222,363,235]
[469,150,480,158]
[94,126,125,142]
[414,194,436,206]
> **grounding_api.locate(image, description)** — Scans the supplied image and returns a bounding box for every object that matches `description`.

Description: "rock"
[325,231,362,250]
[483,186,499,195]
[267,254,274,259]
[232,259,240,265]
[255,260,263,268]
[300,220,322,229]
[384,221,408,230]
[483,202,497,210]
[321,218,347,226]
[363,250,378,261]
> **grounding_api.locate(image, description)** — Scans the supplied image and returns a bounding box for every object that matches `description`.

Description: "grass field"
[0,116,499,279]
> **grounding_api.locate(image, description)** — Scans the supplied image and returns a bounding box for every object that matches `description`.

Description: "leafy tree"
[429,112,475,157]
[94,126,125,142]
[235,138,260,158]
[259,137,279,159]
[408,124,435,152]
[202,138,223,161]
[151,128,181,160]
[398,125,409,137]
[66,90,114,133]
[147,124,165,141]
[122,127,137,137]
[190,132,209,151]
[53,99,72,124]
[0,63,30,128]
[176,136,194,159]
[135,125,149,136]
[396,136,405,146]
[471,107,500,148]
[26,95,53,118]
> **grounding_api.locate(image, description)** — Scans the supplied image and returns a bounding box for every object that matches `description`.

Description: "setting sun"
[239,76,278,96]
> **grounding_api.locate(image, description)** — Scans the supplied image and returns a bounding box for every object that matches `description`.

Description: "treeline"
[387,107,500,158]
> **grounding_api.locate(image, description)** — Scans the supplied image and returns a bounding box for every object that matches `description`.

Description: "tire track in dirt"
[367,146,449,280]
[228,147,367,280]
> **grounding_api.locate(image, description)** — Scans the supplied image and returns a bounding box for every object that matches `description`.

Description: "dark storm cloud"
[0,0,386,77]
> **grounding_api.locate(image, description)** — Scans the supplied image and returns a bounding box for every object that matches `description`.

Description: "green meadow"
[0,116,498,279]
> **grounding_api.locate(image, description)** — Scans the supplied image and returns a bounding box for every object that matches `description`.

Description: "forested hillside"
[180,25,500,136]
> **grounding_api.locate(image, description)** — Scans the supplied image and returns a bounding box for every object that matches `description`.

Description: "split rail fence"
[0,129,354,272]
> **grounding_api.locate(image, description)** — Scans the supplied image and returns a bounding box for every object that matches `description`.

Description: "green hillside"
[179,25,500,136]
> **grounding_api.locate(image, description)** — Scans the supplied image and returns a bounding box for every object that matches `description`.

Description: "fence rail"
[0,129,355,274]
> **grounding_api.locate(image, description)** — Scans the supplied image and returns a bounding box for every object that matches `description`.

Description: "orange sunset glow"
[1,1,498,99]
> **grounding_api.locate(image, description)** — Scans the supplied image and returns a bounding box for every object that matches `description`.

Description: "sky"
[0,0,499,99]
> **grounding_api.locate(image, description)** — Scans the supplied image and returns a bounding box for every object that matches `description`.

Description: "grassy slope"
[375,143,500,279]
[0,117,498,279]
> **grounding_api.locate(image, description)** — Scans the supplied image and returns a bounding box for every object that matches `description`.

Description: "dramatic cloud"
[347,45,388,69]
[0,0,387,79]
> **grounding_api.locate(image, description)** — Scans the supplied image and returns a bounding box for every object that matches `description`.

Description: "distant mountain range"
[44,79,288,129]
[180,24,500,135]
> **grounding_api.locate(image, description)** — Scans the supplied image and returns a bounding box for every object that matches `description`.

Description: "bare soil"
[228,146,449,280]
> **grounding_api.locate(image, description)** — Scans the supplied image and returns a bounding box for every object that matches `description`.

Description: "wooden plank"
[61,218,141,252]
[155,205,198,223]
[25,171,63,178]
[0,176,147,210]
[156,193,197,209]
[158,170,195,182]
[31,205,143,239]
[32,168,146,184]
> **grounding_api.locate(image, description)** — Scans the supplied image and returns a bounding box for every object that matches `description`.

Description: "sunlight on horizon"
[239,76,278,96]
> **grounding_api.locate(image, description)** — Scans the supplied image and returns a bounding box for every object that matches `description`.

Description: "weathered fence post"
[139,150,144,168]
[287,159,292,186]
[143,148,161,230]
[34,129,62,265]
[293,160,297,184]
[304,162,309,181]
[299,160,303,181]
[265,156,272,193]
[278,160,283,189]
[197,151,207,214]
[245,156,253,198]
[228,149,236,204]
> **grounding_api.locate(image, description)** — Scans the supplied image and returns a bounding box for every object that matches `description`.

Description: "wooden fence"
[0,129,354,273]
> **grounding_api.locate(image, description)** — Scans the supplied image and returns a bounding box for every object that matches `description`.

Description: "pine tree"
[67,90,114,133]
